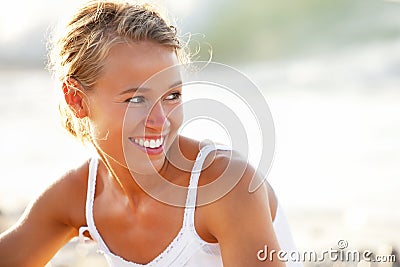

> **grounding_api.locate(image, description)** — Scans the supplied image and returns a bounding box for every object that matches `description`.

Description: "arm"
[204,155,285,267]
[0,171,84,267]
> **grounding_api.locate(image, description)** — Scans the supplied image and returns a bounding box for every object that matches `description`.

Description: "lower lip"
[129,139,164,155]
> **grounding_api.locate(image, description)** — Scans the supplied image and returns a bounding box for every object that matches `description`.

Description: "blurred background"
[0,0,399,266]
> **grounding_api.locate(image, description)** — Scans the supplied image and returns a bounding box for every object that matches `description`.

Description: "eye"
[126,96,145,104]
[164,91,181,101]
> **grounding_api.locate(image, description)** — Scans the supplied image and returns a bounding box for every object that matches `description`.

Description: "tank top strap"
[183,143,232,228]
[83,155,111,253]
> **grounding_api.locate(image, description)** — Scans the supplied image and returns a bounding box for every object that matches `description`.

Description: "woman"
[0,1,297,266]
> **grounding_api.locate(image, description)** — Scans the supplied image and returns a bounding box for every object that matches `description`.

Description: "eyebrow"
[118,80,183,96]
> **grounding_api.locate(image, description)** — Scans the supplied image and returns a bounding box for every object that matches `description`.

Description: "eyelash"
[125,91,182,104]
[164,92,182,101]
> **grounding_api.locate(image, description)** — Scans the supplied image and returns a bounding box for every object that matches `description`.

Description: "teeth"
[133,137,164,149]
[143,140,150,147]
[155,139,161,147]
[149,140,156,148]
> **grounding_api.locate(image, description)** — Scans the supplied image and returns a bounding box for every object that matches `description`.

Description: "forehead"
[97,41,180,90]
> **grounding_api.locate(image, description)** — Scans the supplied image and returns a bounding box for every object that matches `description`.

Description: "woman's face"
[86,41,183,175]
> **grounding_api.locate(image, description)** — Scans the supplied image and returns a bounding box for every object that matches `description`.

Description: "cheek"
[89,116,123,155]
[167,104,184,128]
[90,108,122,136]
[88,103,126,150]
[123,107,147,132]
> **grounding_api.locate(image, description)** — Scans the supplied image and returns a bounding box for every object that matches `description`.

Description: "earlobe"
[62,78,88,118]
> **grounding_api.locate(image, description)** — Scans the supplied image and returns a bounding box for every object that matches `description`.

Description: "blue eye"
[165,92,181,101]
[126,96,145,104]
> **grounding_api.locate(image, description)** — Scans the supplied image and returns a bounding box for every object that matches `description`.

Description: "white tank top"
[78,144,301,267]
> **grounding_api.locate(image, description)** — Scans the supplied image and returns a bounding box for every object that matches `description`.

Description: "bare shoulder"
[174,135,278,220]
[196,150,284,266]
[31,158,90,230]
[196,149,274,229]
[175,136,269,205]
[0,159,92,266]
[199,148,277,210]
[195,148,258,202]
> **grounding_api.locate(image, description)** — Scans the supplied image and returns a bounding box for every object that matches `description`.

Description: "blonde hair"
[48,0,185,143]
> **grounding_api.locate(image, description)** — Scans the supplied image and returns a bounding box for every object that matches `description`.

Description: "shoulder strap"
[85,157,98,230]
[183,144,232,227]
[84,156,111,252]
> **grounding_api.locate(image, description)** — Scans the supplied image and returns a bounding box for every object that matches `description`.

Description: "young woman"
[0,1,297,266]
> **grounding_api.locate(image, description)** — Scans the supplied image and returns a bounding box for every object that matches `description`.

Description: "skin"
[0,41,283,267]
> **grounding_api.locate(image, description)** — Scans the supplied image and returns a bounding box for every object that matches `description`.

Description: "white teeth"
[133,137,164,149]
[155,138,161,147]
[149,140,156,148]
[143,140,150,147]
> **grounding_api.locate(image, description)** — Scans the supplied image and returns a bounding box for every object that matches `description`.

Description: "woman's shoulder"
[176,135,232,162]
[191,141,277,238]
[177,137,246,202]
[199,147,277,212]
[50,158,91,197]
[173,135,269,205]
[37,158,92,229]
[63,158,91,184]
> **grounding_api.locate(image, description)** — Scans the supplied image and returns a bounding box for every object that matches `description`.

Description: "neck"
[101,153,163,196]
[95,137,194,208]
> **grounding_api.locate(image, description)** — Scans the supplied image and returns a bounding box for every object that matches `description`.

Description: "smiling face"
[86,41,183,175]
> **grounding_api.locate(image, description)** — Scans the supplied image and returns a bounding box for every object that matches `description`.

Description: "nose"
[145,101,169,130]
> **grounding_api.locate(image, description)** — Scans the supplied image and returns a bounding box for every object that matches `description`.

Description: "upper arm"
[0,168,86,267]
[204,154,285,267]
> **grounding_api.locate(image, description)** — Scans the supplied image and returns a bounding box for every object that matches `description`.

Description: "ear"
[62,78,88,118]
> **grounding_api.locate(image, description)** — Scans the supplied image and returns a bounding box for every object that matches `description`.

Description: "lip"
[128,135,166,155]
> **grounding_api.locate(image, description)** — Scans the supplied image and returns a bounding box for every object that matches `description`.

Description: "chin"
[123,148,166,175]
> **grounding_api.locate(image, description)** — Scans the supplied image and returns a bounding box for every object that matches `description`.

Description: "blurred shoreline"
[1,0,399,265]
[1,40,399,266]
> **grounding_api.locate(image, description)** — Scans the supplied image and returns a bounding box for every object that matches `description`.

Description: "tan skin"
[0,41,283,267]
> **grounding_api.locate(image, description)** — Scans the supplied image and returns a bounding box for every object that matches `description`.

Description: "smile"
[128,136,166,155]
[132,137,164,148]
